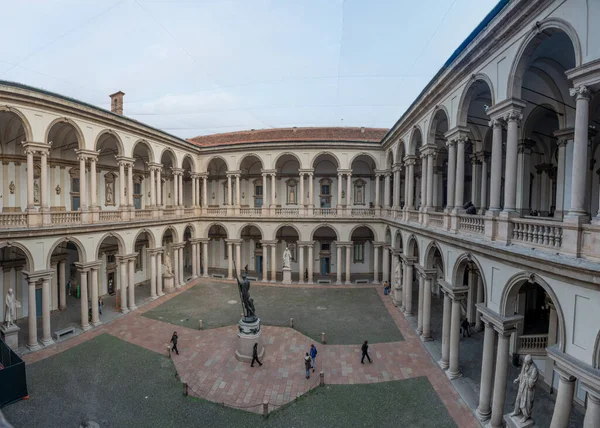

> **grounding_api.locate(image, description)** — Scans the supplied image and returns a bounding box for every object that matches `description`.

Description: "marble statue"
[283,246,291,269]
[34,181,40,203]
[394,260,401,288]
[510,354,538,423]
[106,183,113,203]
[164,252,172,275]
[4,288,21,326]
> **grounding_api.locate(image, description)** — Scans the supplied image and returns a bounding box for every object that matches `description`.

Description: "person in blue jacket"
[310,344,317,372]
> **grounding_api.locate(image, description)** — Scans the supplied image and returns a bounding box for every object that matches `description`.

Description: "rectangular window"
[354,243,364,263]
[71,177,80,211]
[321,184,330,195]
[255,184,263,208]
[321,243,330,252]
[134,183,141,195]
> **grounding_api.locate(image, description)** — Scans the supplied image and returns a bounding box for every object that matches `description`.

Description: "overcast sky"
[1,0,499,138]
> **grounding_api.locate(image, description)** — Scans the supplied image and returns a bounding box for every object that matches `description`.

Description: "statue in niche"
[289,188,296,204]
[9,181,15,194]
[283,246,291,269]
[510,354,538,424]
[164,252,172,275]
[394,260,401,288]
[34,181,40,204]
[55,185,61,195]
[4,288,21,327]
[105,182,114,204]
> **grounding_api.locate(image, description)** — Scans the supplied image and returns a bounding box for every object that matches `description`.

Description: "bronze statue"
[234,260,256,322]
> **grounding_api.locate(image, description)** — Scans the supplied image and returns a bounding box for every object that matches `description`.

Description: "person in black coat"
[170,331,179,355]
[461,318,471,338]
[361,340,372,364]
[251,342,262,367]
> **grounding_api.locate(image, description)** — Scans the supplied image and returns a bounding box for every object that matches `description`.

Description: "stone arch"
[311,151,341,168]
[456,75,495,127]
[507,18,582,100]
[238,222,265,240]
[384,227,392,246]
[0,105,33,142]
[46,236,87,268]
[273,152,302,170]
[274,223,301,241]
[181,154,196,172]
[0,241,34,271]
[408,125,423,155]
[348,224,378,242]
[237,153,264,171]
[204,222,229,239]
[310,224,339,241]
[161,225,180,243]
[499,271,566,352]
[204,155,229,172]
[94,129,124,156]
[131,139,155,164]
[44,117,85,150]
[424,241,444,272]
[393,230,403,250]
[451,253,488,300]
[131,229,156,250]
[396,139,406,162]
[159,147,177,166]
[405,234,419,258]
[593,331,600,369]
[386,150,394,168]
[427,105,451,143]
[183,223,196,239]
[95,232,126,257]
[349,152,379,170]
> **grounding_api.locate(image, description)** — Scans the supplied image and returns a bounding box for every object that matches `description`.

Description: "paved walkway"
[22,280,477,426]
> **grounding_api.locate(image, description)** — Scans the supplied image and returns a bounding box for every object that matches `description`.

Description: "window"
[254,180,263,208]
[133,175,143,209]
[319,178,332,208]
[286,179,298,205]
[321,243,330,252]
[70,169,81,211]
[354,179,366,205]
[354,242,364,263]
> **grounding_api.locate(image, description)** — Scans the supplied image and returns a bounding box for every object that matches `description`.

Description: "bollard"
[290,318,294,328]
[183,382,188,396]
[199,319,203,330]
[167,345,171,359]
[262,400,268,417]
[321,332,326,344]
[320,371,324,386]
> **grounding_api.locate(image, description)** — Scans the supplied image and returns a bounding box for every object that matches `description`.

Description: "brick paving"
[21,279,478,426]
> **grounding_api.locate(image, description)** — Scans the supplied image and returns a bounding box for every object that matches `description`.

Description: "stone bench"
[247,276,258,281]
[53,326,75,340]
[355,279,369,284]
[317,279,331,284]
[212,273,225,279]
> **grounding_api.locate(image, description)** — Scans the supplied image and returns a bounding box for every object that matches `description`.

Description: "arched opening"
[404,236,419,316]
[160,150,177,209]
[0,245,31,348]
[241,155,264,209]
[207,224,228,277]
[350,226,375,283]
[46,121,81,212]
[240,225,263,278]
[206,157,228,207]
[312,225,338,281]
[161,227,180,290]
[396,142,406,208]
[132,230,156,302]
[588,95,600,220]
[275,225,300,282]
[96,132,123,211]
[312,153,339,209]
[132,141,153,210]
[181,156,195,208]
[407,128,422,210]
[0,110,30,213]
[96,234,125,313]
[275,154,301,209]
[350,155,376,209]
[429,109,449,211]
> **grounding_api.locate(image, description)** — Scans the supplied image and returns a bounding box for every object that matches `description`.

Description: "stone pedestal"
[163,273,175,293]
[503,414,536,428]
[235,317,264,363]
[282,267,292,284]
[1,323,20,350]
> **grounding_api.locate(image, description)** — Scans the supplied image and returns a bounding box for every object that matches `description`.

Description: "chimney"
[109,91,125,115]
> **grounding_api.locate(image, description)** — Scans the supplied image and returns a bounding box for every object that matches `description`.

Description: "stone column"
[128,258,136,310]
[79,153,88,210]
[235,174,241,208]
[119,259,128,313]
[59,260,67,311]
[27,277,40,350]
[41,276,53,345]
[150,168,156,207]
[336,244,343,284]
[270,173,276,208]
[407,159,415,210]
[375,173,381,208]
[26,148,35,209]
[382,247,389,284]
[454,138,465,210]
[446,140,456,212]
[225,241,233,279]
[471,156,481,209]
[474,276,484,331]
[202,242,209,277]
[261,244,268,282]
[503,112,522,212]
[307,243,314,283]
[299,173,305,207]
[421,275,432,340]
[80,269,90,330]
[420,155,427,209]
[156,168,162,208]
[89,156,97,209]
[90,267,100,325]
[404,262,413,315]
[190,243,197,279]
[178,173,183,206]
[549,366,576,428]
[118,162,126,207]
[568,86,592,217]
[270,243,277,282]
[447,294,463,379]
[156,251,164,295]
[262,173,268,209]
[476,320,495,421]
[554,139,567,218]
[150,252,157,298]
[202,175,207,209]
[235,241,241,278]
[393,166,401,209]
[309,173,315,208]
[489,330,511,428]
[480,153,488,212]
[172,247,179,286]
[373,245,380,284]
[582,388,600,428]
[337,172,343,209]
[439,291,451,369]
[417,272,424,334]
[41,150,49,210]
[178,246,184,285]
[298,244,305,284]
[127,162,134,207]
[426,152,434,208]
[384,172,391,208]
[345,244,352,284]
[346,172,352,208]
[489,119,504,211]
[191,175,197,207]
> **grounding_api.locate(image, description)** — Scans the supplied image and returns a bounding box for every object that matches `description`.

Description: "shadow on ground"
[4,334,454,428]
[142,282,403,345]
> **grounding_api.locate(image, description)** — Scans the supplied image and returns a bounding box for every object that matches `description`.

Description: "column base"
[41,337,55,346]
[81,324,92,331]
[27,342,42,351]
[446,369,462,380]
[344,280,352,285]
[121,308,130,314]
[420,335,433,342]
[91,320,102,327]
[158,292,165,297]
[476,408,491,422]
[438,360,449,370]
[416,327,423,335]
[128,306,137,312]
[372,280,380,285]
[150,295,159,300]
[405,311,413,316]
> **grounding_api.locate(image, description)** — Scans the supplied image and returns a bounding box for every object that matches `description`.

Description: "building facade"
[0,0,599,426]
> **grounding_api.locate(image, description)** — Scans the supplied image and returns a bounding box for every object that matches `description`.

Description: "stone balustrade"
[458,214,485,235]
[240,208,262,217]
[0,213,27,227]
[517,334,548,355]
[275,208,299,217]
[135,209,153,219]
[350,208,375,217]
[512,218,562,248]
[428,212,444,228]
[99,211,120,222]
[50,212,81,225]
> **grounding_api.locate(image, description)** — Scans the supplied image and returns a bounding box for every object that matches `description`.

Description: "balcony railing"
[351,208,375,217]
[313,208,337,217]
[512,218,562,248]
[51,212,80,225]
[206,207,226,216]
[0,213,27,228]
[517,334,548,355]
[428,212,444,228]
[275,208,299,217]
[458,214,485,235]
[408,210,419,222]
[163,208,177,217]
[135,209,153,219]
[99,210,120,222]
[240,208,262,217]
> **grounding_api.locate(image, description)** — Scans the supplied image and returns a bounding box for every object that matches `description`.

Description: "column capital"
[439,279,469,300]
[485,98,526,121]
[403,155,417,166]
[260,240,278,246]
[336,168,352,174]
[22,141,51,155]
[115,156,135,166]
[197,238,210,243]
[372,241,385,248]
[444,126,470,143]
[115,253,138,263]
[400,255,417,265]
[197,172,208,179]
[569,85,593,100]
[335,241,352,247]
[171,167,184,176]
[148,162,163,171]
[476,304,523,336]
[487,117,505,129]
[297,240,314,247]
[419,144,437,157]
[554,363,577,383]
[226,170,242,177]
[299,168,314,175]
[146,247,162,255]
[226,238,243,245]
[21,269,54,282]
[392,162,403,172]
[553,128,575,145]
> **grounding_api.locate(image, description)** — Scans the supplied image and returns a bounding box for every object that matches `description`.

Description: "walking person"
[361,340,372,364]
[310,344,317,372]
[304,352,312,379]
[170,331,179,355]
[251,342,262,367]
[98,296,103,315]
[461,318,471,338]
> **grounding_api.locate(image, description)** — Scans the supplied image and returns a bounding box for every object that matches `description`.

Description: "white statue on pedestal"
[510,354,538,424]
[283,247,291,269]
[4,288,21,326]
[164,252,172,275]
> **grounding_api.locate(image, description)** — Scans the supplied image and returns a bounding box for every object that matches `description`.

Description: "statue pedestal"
[503,414,536,428]
[163,273,174,294]
[235,317,264,363]
[1,323,20,350]
[282,267,292,284]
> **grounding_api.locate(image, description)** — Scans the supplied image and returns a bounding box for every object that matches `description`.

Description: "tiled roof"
[187,127,388,147]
